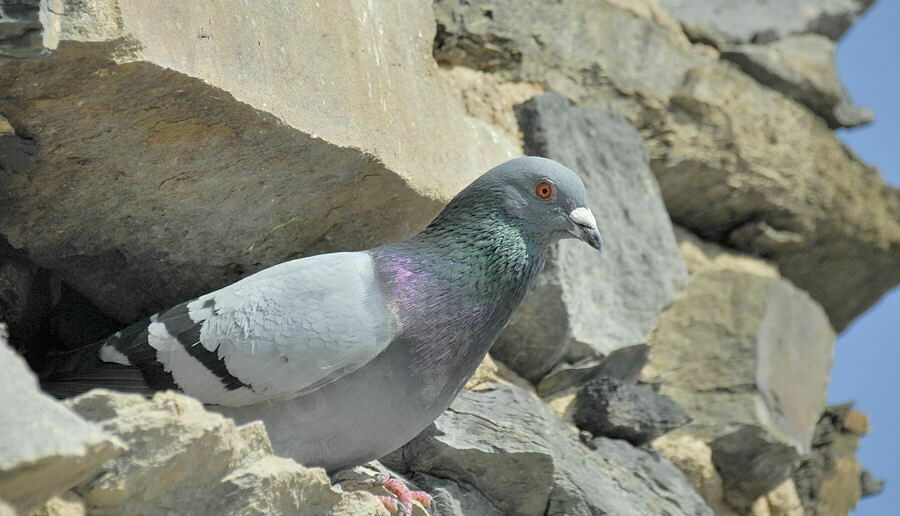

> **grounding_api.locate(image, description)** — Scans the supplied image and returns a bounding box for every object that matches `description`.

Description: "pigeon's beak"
[568,207,603,252]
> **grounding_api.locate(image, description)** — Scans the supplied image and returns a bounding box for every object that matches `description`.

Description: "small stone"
[842,410,870,435]
[860,470,885,498]
[573,376,691,445]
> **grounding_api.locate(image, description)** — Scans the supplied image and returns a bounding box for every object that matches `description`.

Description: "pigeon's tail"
[39,323,153,399]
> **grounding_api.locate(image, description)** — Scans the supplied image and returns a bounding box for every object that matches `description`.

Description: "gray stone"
[654,0,874,46]
[0,325,124,514]
[537,344,650,397]
[721,34,872,128]
[409,474,504,516]
[574,376,691,445]
[491,93,687,380]
[710,426,801,509]
[387,383,712,516]
[860,470,885,498]
[0,0,61,58]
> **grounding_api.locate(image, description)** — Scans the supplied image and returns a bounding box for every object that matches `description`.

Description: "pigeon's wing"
[88,252,397,407]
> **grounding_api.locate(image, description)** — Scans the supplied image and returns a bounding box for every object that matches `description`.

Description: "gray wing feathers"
[171,252,395,406]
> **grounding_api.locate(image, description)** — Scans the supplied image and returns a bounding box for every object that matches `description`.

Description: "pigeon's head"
[469,156,603,251]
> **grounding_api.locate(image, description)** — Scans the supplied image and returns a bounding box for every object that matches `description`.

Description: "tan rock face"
[653,63,900,330]
[64,390,386,515]
[648,229,834,507]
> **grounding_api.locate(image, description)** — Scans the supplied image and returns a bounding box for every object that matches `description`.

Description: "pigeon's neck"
[414,208,545,293]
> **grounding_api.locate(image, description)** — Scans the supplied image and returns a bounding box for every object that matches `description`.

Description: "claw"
[378,474,432,514]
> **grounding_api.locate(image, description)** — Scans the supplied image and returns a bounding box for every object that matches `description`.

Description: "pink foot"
[377,475,433,515]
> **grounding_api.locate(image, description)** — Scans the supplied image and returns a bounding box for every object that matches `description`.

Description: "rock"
[792,404,879,515]
[710,426,801,509]
[28,492,86,516]
[490,92,687,380]
[0,0,518,324]
[651,433,736,515]
[399,474,504,516]
[721,34,872,128]
[434,0,900,332]
[63,390,385,515]
[654,0,874,46]
[574,376,691,445]
[537,344,650,397]
[654,62,900,331]
[750,478,805,516]
[648,231,834,507]
[433,0,704,119]
[385,383,712,516]
[860,470,885,498]
[0,326,125,514]
[841,409,870,435]
[0,237,54,359]
[0,499,14,516]
[0,0,61,58]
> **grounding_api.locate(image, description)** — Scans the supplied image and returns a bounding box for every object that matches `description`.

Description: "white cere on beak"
[569,207,598,230]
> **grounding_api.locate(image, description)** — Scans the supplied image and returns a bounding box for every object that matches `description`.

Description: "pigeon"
[42,156,602,505]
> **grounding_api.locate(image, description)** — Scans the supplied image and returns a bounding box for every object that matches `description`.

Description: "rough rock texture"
[433,0,900,332]
[653,62,900,332]
[56,390,385,515]
[0,326,124,514]
[385,383,713,516]
[654,0,874,46]
[711,427,802,509]
[434,0,703,119]
[574,376,691,445]
[0,0,518,324]
[492,92,687,379]
[792,404,883,516]
[0,0,61,58]
[648,229,834,508]
[722,34,872,128]
[537,344,650,397]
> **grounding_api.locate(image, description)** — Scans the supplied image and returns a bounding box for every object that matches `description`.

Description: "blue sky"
[830,1,900,513]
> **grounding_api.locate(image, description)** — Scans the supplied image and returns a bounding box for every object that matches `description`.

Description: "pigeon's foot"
[333,469,432,515]
[376,474,433,514]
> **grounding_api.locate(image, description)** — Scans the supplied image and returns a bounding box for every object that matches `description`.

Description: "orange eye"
[535,182,553,199]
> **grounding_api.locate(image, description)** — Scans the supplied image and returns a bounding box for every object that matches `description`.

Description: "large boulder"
[491,92,687,380]
[654,0,874,46]
[654,63,900,330]
[0,325,124,513]
[647,229,835,508]
[384,383,713,516]
[432,0,900,331]
[0,0,518,324]
[721,34,873,128]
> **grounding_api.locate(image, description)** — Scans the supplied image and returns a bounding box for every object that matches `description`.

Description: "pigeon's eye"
[535,182,553,199]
